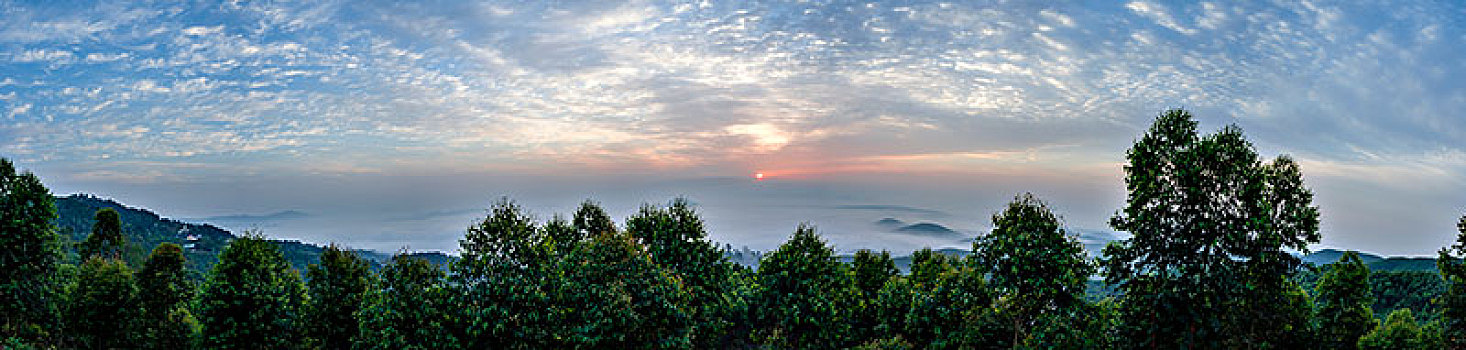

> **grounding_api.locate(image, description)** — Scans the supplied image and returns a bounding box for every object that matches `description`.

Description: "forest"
[3,109,1466,349]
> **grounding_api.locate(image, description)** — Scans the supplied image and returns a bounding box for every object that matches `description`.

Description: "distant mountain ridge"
[1302,248,1438,272]
[52,194,452,275]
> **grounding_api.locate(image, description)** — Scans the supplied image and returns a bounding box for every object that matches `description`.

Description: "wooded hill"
[51,194,452,275]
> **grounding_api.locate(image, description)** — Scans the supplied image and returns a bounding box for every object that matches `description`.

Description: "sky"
[2,0,1464,256]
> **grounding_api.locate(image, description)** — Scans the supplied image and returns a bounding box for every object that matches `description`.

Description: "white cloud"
[725,123,793,153]
[84,52,130,62]
[181,25,224,36]
[7,103,32,119]
[12,48,75,62]
[1126,1,1198,35]
[1039,9,1076,28]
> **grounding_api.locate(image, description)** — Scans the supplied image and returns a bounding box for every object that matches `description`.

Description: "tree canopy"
[303,244,371,348]
[198,233,307,349]
[753,224,858,349]
[135,243,198,349]
[1102,109,1321,348]
[0,158,62,342]
[80,208,126,260]
[1316,251,1376,350]
[973,193,1095,347]
[1439,214,1466,348]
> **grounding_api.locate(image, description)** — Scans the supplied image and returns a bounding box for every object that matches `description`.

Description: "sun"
[754,172,765,181]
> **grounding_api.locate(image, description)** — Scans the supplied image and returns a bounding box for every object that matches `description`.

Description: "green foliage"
[135,243,198,349]
[1372,271,1444,322]
[1103,109,1321,348]
[852,335,913,350]
[908,248,954,289]
[873,249,1001,349]
[573,199,617,238]
[1297,267,1445,323]
[358,254,455,349]
[905,262,1001,349]
[0,158,63,341]
[1439,214,1466,349]
[852,249,898,299]
[1226,279,1315,348]
[1359,308,1430,350]
[1021,299,1117,349]
[304,244,371,348]
[852,249,898,343]
[557,231,693,348]
[1026,298,1114,350]
[198,233,308,349]
[449,198,556,348]
[52,194,231,274]
[1316,252,1377,349]
[80,208,127,260]
[873,277,916,340]
[64,257,137,349]
[972,193,1093,346]
[626,198,750,348]
[753,224,858,349]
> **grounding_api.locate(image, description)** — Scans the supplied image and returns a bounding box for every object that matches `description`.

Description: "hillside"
[1302,248,1438,272]
[52,194,451,275]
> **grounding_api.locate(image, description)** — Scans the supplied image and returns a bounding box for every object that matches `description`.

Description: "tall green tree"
[900,248,959,347]
[1438,214,1466,349]
[63,257,138,349]
[198,233,308,349]
[1102,109,1320,348]
[753,224,858,349]
[304,244,371,349]
[558,231,693,348]
[449,198,555,349]
[971,193,1094,347]
[852,249,899,342]
[79,208,126,259]
[135,243,198,349]
[1316,252,1377,350]
[0,158,63,342]
[358,254,455,350]
[626,199,749,348]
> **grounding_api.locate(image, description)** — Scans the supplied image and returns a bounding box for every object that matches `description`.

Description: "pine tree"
[304,244,371,348]
[0,158,63,342]
[198,233,308,349]
[135,243,198,349]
